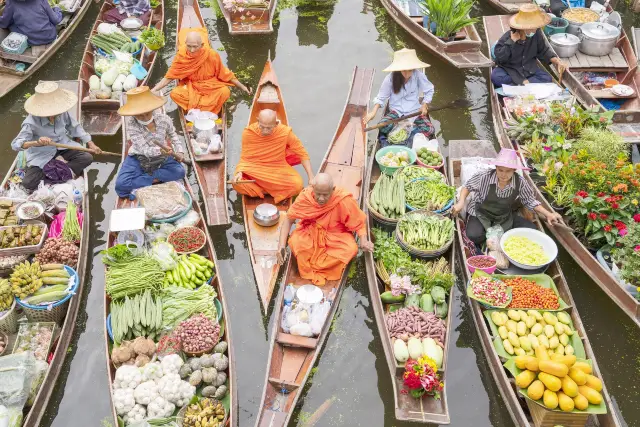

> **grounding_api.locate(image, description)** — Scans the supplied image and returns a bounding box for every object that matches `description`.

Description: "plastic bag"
[28,183,55,210]
[461,157,493,187]
[5,183,28,200]
[151,241,178,271]
[486,225,504,251]
[489,250,509,269]
[174,210,200,228]
[387,120,413,145]
[49,210,84,239]
[290,323,313,337]
[310,301,331,336]
[412,133,439,156]
[0,405,23,427]
[134,182,188,220]
[208,134,222,154]
[280,305,292,334]
[0,352,36,409]
[25,360,48,407]
[144,223,176,243]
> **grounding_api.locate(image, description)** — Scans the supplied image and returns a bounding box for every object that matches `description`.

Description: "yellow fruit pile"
[514,347,604,411]
[490,309,575,357]
[0,278,12,311]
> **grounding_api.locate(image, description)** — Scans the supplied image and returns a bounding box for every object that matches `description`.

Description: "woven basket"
[395,210,454,259]
[367,190,400,226]
[0,299,19,334]
[0,331,7,356]
[17,265,78,326]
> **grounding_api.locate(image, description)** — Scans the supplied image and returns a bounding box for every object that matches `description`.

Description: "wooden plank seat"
[565,48,628,71]
[268,377,299,392]
[587,88,637,99]
[276,332,318,349]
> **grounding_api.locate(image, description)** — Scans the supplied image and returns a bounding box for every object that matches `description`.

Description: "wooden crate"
[528,400,590,427]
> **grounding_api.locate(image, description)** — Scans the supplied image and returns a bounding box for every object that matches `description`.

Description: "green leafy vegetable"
[139,27,165,50]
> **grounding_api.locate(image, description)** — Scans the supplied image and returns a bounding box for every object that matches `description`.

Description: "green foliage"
[418,0,479,39]
[612,221,640,291]
[573,127,628,168]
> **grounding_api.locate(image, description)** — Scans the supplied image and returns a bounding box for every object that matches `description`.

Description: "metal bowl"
[120,17,143,31]
[16,200,45,221]
[253,203,279,227]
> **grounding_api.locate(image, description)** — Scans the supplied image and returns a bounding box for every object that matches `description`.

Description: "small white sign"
[109,208,146,232]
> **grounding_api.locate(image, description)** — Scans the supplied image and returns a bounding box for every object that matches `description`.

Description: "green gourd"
[420,294,434,312]
[431,286,446,304]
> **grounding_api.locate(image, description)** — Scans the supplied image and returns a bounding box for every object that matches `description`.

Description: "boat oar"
[550,221,574,232]
[52,143,121,157]
[145,138,193,166]
[363,98,472,132]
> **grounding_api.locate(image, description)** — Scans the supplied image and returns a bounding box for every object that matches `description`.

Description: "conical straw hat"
[24,81,78,117]
[118,86,167,116]
[509,4,551,30]
[383,48,430,72]
[486,148,530,170]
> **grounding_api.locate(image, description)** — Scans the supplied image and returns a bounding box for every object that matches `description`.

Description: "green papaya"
[404,292,421,308]
[388,304,403,313]
[435,301,448,318]
[380,291,405,304]
[420,294,434,312]
[431,286,446,304]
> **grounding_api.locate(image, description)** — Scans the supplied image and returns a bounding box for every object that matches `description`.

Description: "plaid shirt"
[126,111,183,158]
[464,169,539,217]
[116,0,150,16]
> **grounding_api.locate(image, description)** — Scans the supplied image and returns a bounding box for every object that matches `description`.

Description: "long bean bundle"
[405,179,455,211]
[398,213,454,250]
[161,285,217,328]
[105,256,165,299]
[62,201,81,242]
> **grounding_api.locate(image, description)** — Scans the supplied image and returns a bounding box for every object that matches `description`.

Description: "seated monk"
[276,173,374,286]
[152,28,251,114]
[231,109,313,204]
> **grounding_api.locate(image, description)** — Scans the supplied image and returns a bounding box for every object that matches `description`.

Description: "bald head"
[312,173,334,205]
[257,109,278,136]
[185,31,204,54]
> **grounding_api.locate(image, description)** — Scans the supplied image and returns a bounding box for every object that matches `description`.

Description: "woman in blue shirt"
[364,48,435,144]
[0,0,62,46]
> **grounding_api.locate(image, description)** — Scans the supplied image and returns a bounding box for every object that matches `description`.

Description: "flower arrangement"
[612,222,640,300]
[403,356,443,399]
[390,274,420,297]
[569,191,636,247]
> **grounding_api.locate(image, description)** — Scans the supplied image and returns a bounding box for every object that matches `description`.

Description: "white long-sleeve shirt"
[373,70,434,116]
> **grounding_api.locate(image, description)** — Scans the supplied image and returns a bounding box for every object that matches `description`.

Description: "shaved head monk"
[152,28,251,114]
[231,109,313,203]
[276,173,374,285]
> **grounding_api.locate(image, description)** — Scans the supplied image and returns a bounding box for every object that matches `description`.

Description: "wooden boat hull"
[0,80,90,427]
[78,0,165,135]
[379,0,491,68]
[484,15,640,327]
[242,56,290,310]
[254,66,373,427]
[177,0,230,226]
[0,2,91,98]
[216,0,278,35]
[449,139,622,427]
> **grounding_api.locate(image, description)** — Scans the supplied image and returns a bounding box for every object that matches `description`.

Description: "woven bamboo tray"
[395,210,454,259]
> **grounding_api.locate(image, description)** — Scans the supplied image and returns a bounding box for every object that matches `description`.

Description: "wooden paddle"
[145,138,193,165]
[53,143,120,157]
[363,98,472,132]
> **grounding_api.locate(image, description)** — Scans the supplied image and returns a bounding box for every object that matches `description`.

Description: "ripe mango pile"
[490,309,576,357]
[514,347,604,411]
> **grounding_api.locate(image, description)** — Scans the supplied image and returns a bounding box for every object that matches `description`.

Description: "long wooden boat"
[241,55,290,310]
[484,15,640,327]
[177,0,229,226]
[449,139,622,427]
[215,0,278,35]
[0,1,91,98]
[362,138,456,424]
[254,66,373,427]
[379,0,491,68]
[0,80,90,427]
[103,102,237,426]
[78,0,165,135]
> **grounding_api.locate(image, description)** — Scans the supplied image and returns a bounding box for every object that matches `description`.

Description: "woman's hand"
[420,103,429,117]
[451,200,465,216]
[87,141,103,155]
[358,237,374,252]
[546,212,563,225]
[364,110,376,124]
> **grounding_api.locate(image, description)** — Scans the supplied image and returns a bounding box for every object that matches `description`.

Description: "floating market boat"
[102,99,236,426]
[0,0,91,99]
[449,139,622,427]
[254,66,373,427]
[363,138,456,424]
[177,0,229,226]
[241,55,291,310]
[0,80,90,427]
[78,0,165,135]
[484,15,640,328]
[215,0,278,35]
[379,0,491,68]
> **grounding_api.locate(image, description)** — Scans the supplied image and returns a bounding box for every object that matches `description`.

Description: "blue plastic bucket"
[16,265,78,310]
[404,178,454,213]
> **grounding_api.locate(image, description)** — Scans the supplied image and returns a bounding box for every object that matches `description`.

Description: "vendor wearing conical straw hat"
[11,81,102,192]
[451,148,563,246]
[491,4,568,88]
[364,48,436,143]
[115,86,186,200]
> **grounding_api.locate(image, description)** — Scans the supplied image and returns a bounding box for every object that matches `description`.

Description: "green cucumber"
[381,291,405,304]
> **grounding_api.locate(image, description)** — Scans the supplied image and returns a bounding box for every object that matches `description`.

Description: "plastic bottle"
[72,189,82,206]
[284,284,295,306]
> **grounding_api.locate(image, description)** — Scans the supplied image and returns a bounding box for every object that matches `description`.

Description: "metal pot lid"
[605,11,622,29]
[550,33,580,46]
[255,203,278,217]
[580,22,620,40]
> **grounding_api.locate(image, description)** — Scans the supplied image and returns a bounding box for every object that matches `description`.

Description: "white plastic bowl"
[500,228,558,270]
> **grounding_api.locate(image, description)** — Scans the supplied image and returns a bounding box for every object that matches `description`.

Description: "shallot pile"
[35,238,79,266]
[386,306,446,344]
[175,313,220,354]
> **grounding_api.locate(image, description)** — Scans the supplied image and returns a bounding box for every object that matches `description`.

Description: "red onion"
[175,313,220,353]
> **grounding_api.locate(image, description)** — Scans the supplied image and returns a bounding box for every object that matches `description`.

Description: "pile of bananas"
[183,398,225,427]
[0,279,12,310]
[10,260,43,299]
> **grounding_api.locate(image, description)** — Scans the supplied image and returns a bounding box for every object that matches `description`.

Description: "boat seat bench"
[276,332,318,349]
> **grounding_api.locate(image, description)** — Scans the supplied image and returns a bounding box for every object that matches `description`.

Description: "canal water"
[0,0,637,425]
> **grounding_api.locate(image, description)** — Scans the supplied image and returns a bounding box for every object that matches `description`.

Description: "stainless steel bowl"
[253,203,280,227]
[550,33,580,58]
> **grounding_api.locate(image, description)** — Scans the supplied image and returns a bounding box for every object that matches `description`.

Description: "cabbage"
[97,23,118,34]
[94,57,112,74]
[101,67,119,87]
[117,61,132,74]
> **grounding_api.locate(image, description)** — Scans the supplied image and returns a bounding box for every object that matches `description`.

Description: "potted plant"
[418,0,478,42]
[548,183,573,213]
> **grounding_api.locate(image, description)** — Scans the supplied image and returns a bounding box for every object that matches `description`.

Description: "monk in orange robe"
[232,109,313,203]
[152,28,251,114]
[276,173,374,285]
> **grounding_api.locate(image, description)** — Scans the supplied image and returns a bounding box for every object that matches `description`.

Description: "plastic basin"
[375,146,416,175]
[500,228,558,270]
[466,255,497,274]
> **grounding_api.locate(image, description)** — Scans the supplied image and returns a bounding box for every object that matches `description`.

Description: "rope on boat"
[267,386,290,412]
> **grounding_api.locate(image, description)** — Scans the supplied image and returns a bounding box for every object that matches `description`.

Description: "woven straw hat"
[118,86,167,116]
[486,148,530,170]
[24,81,78,117]
[383,48,430,72]
[509,4,551,30]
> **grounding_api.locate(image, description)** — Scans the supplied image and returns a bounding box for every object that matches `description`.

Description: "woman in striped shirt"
[451,148,562,245]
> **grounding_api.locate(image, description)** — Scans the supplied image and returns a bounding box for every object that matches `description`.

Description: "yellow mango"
[528,310,542,321]
[539,319,547,328]
[507,310,520,321]
[516,321,527,337]
[544,325,555,338]
[568,367,587,385]
[539,372,562,391]
[535,345,550,361]
[498,326,508,340]
[554,322,565,335]
[549,336,559,349]
[528,334,540,350]
[573,361,592,375]
[515,370,537,389]
[543,390,559,409]
[559,333,569,346]
[556,344,565,355]
[573,393,589,411]
[514,355,535,370]
[517,310,527,320]
[525,357,539,372]
[506,320,518,334]
[526,349,534,356]
[557,391,575,412]
[531,323,543,336]
[491,311,506,326]
[550,355,577,368]
[508,331,520,348]
[564,327,574,336]
[514,347,526,356]
[561,375,579,397]
[503,339,514,355]
[565,344,575,356]
[527,380,545,400]
[556,311,571,325]
[538,334,550,348]
[525,315,536,329]
[539,360,569,378]
[578,385,602,405]
[519,336,532,351]
[543,312,558,325]
[585,374,603,392]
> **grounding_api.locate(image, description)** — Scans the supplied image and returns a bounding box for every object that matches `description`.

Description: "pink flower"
[634,245,640,251]
[543,146,552,152]
[620,229,628,237]
[634,214,640,223]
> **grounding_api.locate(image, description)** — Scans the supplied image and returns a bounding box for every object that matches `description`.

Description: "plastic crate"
[2,33,28,55]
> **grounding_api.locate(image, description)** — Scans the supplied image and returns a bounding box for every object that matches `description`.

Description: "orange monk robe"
[287,187,366,285]
[165,27,234,114]
[232,122,310,203]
